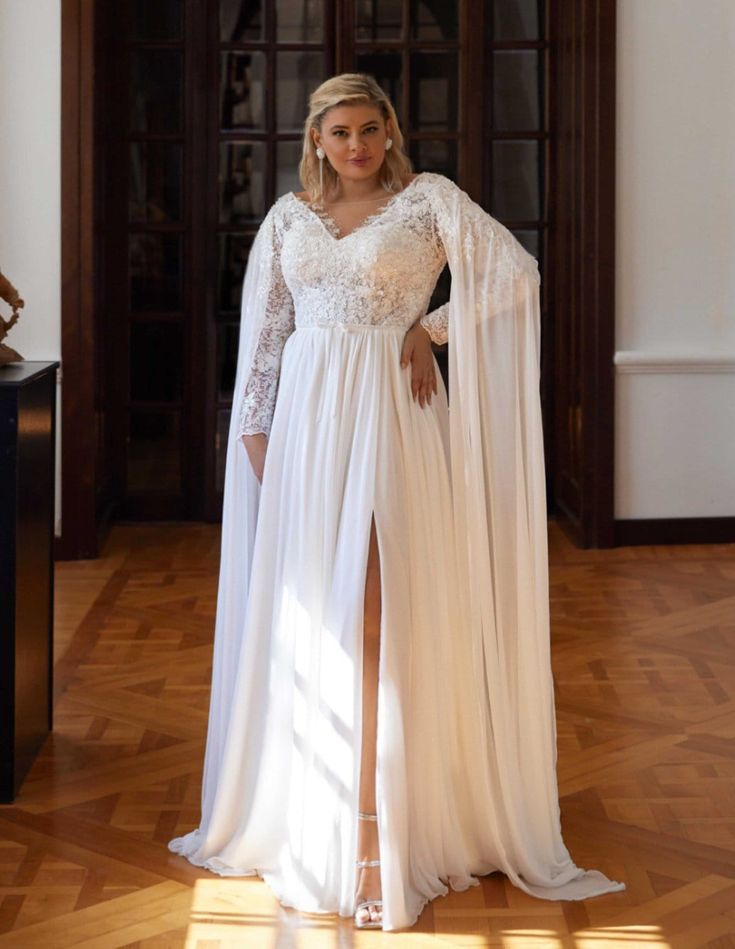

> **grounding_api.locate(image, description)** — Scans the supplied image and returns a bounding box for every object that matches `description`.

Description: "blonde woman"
[169,73,624,931]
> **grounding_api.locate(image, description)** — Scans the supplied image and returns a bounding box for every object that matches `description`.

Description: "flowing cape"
[183,183,625,907]
[431,182,623,899]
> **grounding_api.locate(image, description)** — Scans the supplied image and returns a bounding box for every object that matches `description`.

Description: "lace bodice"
[237,172,464,437]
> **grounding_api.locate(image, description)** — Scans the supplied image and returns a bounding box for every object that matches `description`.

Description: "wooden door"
[208,0,552,517]
[60,0,615,556]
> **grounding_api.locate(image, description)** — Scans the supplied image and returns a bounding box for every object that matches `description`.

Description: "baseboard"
[614,517,735,546]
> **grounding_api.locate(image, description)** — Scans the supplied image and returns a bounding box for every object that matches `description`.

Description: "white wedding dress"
[169,171,625,930]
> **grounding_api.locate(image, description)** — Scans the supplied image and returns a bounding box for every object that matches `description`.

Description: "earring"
[385,138,393,150]
[316,147,325,196]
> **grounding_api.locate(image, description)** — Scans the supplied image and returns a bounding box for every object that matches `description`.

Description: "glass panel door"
[212,1,331,503]
[124,0,187,515]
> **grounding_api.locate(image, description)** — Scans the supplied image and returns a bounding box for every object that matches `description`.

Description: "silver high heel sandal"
[355,810,383,930]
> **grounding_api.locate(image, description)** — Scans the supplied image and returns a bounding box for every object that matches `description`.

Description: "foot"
[355,812,382,928]
[355,862,382,927]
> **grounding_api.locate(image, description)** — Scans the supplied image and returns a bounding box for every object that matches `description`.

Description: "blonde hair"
[298,73,413,205]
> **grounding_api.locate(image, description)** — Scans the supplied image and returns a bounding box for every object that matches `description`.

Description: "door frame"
[59,0,97,559]
[58,0,619,558]
[548,0,618,547]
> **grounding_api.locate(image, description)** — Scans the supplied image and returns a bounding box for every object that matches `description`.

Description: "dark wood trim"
[59,0,99,560]
[549,0,617,548]
[459,0,484,198]
[187,0,209,521]
[615,518,735,548]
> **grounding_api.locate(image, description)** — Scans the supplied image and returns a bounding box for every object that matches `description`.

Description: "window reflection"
[219,234,253,314]
[410,0,457,39]
[221,52,267,130]
[355,52,403,118]
[511,229,540,259]
[130,49,183,134]
[277,141,305,198]
[492,0,541,40]
[491,141,540,221]
[129,234,182,312]
[410,52,458,131]
[132,0,183,40]
[220,0,265,42]
[493,51,541,131]
[355,0,403,40]
[410,139,457,179]
[129,143,183,224]
[277,51,324,131]
[276,0,324,41]
[220,143,268,224]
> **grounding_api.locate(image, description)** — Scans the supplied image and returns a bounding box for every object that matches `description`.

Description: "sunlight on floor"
[569,927,671,948]
[185,877,280,945]
[499,931,562,948]
[184,880,672,948]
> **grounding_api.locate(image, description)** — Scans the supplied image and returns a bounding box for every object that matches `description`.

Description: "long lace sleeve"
[430,176,540,321]
[236,212,295,440]
[419,303,449,345]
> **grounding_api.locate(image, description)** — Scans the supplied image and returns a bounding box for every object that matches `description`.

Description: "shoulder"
[264,192,298,232]
[412,171,465,197]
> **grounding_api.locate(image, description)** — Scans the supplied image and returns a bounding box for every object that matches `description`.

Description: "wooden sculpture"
[0,270,24,365]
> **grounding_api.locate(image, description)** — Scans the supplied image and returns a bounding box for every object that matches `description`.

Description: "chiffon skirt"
[169,323,512,929]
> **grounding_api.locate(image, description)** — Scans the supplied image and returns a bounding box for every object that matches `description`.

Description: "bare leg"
[355,515,382,926]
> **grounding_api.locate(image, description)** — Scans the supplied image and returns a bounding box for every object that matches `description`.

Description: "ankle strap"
[356,858,381,867]
[358,811,377,821]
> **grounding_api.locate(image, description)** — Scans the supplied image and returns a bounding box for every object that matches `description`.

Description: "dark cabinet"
[0,361,59,801]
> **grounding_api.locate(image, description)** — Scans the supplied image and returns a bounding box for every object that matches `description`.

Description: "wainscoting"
[614,351,735,545]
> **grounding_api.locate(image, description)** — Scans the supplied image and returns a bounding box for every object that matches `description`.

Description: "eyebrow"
[328,120,379,130]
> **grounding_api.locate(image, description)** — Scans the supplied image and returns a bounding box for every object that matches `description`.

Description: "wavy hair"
[298,73,413,205]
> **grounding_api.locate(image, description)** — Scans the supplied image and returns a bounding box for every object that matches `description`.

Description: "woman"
[169,73,625,931]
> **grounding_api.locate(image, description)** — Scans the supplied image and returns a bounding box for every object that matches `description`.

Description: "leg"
[355,514,383,927]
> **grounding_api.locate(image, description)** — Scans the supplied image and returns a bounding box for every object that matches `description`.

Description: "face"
[311,103,391,185]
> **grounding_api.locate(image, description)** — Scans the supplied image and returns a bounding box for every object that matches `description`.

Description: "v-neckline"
[290,172,425,243]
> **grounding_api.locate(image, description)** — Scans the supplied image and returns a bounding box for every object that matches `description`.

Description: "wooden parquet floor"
[1,522,734,948]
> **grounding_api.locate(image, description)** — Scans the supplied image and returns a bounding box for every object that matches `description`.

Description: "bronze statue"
[0,270,24,365]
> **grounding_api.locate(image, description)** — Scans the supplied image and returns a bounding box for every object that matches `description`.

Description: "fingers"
[400,338,413,369]
[412,372,436,408]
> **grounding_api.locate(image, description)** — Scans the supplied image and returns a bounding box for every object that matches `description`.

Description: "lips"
[349,157,371,165]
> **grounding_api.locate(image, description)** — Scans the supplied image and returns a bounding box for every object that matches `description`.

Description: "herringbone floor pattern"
[1,523,734,947]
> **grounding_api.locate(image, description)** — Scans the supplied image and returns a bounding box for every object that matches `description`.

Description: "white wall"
[1,0,732,534]
[615,0,735,519]
[0,0,62,533]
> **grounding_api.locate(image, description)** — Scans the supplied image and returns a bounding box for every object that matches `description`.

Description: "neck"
[331,172,387,203]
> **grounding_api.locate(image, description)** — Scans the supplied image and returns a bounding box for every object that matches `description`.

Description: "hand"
[400,322,437,408]
[242,433,268,483]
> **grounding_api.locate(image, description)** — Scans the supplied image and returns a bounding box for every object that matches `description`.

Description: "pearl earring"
[316,146,325,159]
[385,138,393,150]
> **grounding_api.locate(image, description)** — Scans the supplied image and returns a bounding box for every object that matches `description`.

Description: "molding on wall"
[615,351,735,374]
[615,517,735,547]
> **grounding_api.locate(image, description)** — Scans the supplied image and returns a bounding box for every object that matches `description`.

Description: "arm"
[429,175,540,325]
[419,302,449,346]
[235,214,295,478]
